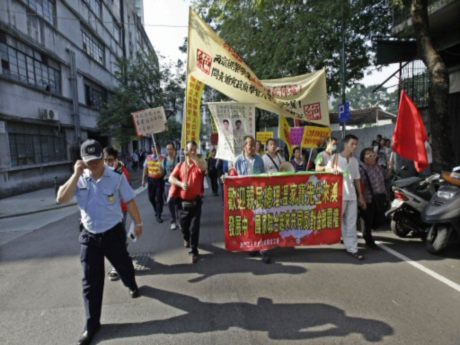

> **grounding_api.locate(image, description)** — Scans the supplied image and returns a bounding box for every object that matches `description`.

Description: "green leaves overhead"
[191,0,391,95]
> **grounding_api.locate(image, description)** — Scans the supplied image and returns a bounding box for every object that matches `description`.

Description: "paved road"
[1,189,460,345]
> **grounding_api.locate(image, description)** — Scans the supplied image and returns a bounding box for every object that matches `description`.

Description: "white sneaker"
[170,223,177,230]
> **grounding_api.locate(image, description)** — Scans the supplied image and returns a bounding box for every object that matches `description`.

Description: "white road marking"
[376,240,460,293]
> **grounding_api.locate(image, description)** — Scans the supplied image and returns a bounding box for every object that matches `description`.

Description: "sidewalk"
[0,167,144,219]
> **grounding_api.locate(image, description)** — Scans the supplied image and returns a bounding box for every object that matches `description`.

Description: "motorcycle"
[385,173,440,238]
[421,168,460,254]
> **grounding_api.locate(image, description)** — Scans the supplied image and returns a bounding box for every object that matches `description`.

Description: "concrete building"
[0,0,155,197]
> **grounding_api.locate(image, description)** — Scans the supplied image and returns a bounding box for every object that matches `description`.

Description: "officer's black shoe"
[129,288,140,298]
[77,325,100,345]
[262,255,272,264]
[192,254,199,264]
[156,216,163,223]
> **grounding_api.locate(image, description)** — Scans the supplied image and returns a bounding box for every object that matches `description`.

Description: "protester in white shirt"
[262,138,285,173]
[326,134,367,260]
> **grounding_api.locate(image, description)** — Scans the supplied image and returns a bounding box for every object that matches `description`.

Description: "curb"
[0,186,147,220]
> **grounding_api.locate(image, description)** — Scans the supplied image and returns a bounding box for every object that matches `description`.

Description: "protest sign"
[224,173,343,251]
[278,115,292,155]
[187,10,329,125]
[182,76,205,147]
[207,102,255,162]
[301,126,332,149]
[256,132,274,145]
[131,107,167,136]
[290,127,305,147]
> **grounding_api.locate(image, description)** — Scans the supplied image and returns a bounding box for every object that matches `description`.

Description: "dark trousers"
[79,223,137,333]
[164,183,179,223]
[148,178,164,218]
[179,198,202,255]
[208,172,219,194]
[361,201,377,244]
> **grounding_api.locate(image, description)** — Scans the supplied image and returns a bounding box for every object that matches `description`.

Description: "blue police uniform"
[76,167,138,334]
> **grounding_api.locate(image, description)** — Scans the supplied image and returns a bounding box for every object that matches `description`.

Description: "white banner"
[207,102,255,162]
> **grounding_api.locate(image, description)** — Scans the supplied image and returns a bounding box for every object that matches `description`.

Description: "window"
[113,23,121,44]
[8,123,67,166]
[27,11,45,44]
[82,0,102,17]
[82,30,105,65]
[27,0,56,26]
[84,80,107,109]
[0,37,61,94]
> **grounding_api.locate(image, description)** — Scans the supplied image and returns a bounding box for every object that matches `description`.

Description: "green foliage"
[191,0,392,95]
[155,117,183,147]
[331,85,399,114]
[99,51,186,150]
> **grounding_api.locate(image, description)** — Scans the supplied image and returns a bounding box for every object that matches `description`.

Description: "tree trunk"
[411,0,452,171]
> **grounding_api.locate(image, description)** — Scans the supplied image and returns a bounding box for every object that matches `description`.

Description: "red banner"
[224,173,343,251]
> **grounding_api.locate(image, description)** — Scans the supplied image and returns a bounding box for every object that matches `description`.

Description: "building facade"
[0,0,155,197]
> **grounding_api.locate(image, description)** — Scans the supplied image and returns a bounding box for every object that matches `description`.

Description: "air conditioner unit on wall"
[38,108,59,121]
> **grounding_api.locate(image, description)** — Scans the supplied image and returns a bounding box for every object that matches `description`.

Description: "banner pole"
[306,149,313,170]
[151,133,157,151]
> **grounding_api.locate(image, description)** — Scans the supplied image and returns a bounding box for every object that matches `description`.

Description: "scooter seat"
[393,176,422,188]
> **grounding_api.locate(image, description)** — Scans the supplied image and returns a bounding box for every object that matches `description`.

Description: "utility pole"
[340,0,347,140]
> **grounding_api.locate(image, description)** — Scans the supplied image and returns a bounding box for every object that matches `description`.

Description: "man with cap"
[56,139,143,345]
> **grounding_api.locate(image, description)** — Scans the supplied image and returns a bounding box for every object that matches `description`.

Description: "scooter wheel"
[391,219,411,238]
[425,225,451,255]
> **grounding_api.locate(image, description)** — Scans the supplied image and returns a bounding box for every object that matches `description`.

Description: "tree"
[99,51,185,151]
[410,0,452,170]
[191,0,392,95]
[331,85,399,114]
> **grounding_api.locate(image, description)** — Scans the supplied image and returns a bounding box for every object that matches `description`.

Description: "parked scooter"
[385,173,440,238]
[421,168,460,254]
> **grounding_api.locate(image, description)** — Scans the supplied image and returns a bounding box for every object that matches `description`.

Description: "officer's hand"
[134,224,143,237]
[74,160,86,177]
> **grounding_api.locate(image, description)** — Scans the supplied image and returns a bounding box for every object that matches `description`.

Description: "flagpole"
[180,7,193,161]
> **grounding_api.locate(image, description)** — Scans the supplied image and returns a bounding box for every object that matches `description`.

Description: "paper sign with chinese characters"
[131,107,167,136]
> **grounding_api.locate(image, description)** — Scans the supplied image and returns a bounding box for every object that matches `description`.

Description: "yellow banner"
[278,115,292,156]
[187,10,329,125]
[301,126,332,149]
[182,75,205,148]
[256,132,274,145]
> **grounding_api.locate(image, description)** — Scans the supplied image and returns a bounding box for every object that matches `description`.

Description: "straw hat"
[279,162,295,172]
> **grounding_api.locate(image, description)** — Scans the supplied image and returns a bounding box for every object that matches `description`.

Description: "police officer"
[56,139,143,345]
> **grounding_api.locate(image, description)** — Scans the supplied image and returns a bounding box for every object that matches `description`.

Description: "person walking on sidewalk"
[326,134,367,260]
[56,139,143,345]
[103,146,131,282]
[169,140,207,264]
[142,144,165,223]
[163,142,180,230]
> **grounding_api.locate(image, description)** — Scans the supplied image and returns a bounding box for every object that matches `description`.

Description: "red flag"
[392,90,429,172]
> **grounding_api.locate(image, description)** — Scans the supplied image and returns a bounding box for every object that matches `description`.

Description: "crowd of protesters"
[57,130,429,344]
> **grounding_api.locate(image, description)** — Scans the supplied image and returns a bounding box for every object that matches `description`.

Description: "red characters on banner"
[224,173,343,251]
[304,102,322,120]
[197,49,212,75]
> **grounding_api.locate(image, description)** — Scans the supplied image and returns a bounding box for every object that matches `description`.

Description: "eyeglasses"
[104,158,115,163]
